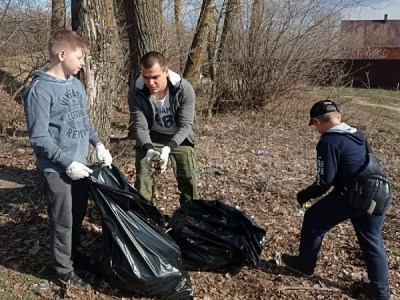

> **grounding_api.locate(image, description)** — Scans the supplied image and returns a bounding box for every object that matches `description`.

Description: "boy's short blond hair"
[316,111,341,123]
[48,29,88,58]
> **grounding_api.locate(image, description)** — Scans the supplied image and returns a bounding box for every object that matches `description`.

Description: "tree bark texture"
[174,0,185,72]
[213,0,241,110]
[51,0,66,32]
[71,0,120,153]
[124,0,164,139]
[124,0,164,84]
[248,0,263,58]
[183,0,215,86]
[216,0,240,64]
[207,19,217,82]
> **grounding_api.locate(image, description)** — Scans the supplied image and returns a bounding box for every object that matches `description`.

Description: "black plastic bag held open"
[168,200,267,271]
[88,164,192,299]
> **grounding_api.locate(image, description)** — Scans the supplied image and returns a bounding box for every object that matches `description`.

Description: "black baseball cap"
[309,100,340,126]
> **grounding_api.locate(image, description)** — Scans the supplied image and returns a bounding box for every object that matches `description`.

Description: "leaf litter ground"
[0,98,399,300]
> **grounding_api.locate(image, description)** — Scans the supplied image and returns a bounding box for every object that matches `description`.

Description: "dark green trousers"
[135,134,199,204]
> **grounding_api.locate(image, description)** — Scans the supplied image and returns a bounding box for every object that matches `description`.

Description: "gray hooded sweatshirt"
[128,70,195,151]
[23,70,100,173]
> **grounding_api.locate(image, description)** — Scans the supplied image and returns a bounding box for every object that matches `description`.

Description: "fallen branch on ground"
[280,286,340,292]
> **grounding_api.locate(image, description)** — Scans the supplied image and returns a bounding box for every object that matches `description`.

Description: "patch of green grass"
[316,86,400,107]
[340,87,400,106]
[313,86,400,123]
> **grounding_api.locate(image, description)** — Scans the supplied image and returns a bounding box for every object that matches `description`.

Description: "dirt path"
[354,99,400,112]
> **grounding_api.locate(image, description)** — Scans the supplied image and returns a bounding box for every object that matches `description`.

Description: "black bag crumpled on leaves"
[87,163,193,299]
[168,199,267,272]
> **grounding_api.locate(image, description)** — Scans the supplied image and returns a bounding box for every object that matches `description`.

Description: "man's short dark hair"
[140,51,167,69]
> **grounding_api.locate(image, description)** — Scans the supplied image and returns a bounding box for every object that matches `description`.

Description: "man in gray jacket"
[128,51,199,204]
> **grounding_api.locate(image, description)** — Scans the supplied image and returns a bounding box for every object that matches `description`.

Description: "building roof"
[340,17,400,59]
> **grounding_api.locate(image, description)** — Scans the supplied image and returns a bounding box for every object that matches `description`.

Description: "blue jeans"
[299,189,390,299]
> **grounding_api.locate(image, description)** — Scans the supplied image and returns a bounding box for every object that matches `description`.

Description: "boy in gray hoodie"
[23,29,112,288]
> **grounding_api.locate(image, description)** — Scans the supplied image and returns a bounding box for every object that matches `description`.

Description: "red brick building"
[339,15,400,88]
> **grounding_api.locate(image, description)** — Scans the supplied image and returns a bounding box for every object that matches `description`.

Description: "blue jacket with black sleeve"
[302,123,367,199]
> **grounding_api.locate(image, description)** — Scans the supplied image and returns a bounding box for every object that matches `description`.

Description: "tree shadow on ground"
[0,164,39,185]
[0,177,165,299]
[0,183,53,281]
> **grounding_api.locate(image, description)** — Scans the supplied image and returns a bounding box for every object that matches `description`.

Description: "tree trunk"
[51,0,66,32]
[207,21,216,83]
[71,0,120,158]
[113,0,127,29]
[216,0,240,64]
[183,0,215,86]
[174,0,185,72]
[124,0,164,139]
[124,0,164,84]
[213,0,241,111]
[247,0,263,59]
[71,0,79,31]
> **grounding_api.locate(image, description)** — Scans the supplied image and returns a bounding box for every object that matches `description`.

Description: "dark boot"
[57,271,91,289]
[281,253,315,278]
[361,276,390,300]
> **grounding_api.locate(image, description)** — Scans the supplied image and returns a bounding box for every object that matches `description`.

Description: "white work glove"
[159,146,171,173]
[96,143,112,168]
[145,149,160,169]
[66,161,93,180]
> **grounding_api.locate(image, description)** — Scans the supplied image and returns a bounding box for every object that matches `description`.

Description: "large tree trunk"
[124,0,164,138]
[183,0,215,86]
[124,0,164,84]
[113,0,127,29]
[174,0,185,72]
[51,0,66,32]
[248,0,262,58]
[71,0,120,159]
[216,0,240,64]
[213,0,241,111]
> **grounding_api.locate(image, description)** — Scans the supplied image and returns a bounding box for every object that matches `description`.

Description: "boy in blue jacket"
[24,29,112,288]
[281,100,390,300]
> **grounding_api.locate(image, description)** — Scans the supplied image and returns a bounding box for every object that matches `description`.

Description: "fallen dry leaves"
[0,97,399,300]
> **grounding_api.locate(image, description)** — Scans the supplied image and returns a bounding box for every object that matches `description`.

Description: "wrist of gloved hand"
[159,146,171,173]
[297,189,311,207]
[66,161,93,180]
[96,143,113,168]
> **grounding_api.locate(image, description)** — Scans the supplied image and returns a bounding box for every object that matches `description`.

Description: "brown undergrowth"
[0,93,399,300]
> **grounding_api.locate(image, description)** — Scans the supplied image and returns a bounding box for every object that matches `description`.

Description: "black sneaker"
[281,253,314,278]
[360,276,390,300]
[57,271,91,289]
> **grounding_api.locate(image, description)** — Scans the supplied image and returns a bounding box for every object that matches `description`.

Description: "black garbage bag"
[89,163,164,226]
[88,164,193,299]
[168,200,266,271]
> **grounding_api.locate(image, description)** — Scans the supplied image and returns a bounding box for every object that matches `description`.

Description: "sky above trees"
[343,0,400,20]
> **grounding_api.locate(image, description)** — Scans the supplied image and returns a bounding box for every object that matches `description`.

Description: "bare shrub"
[0,1,50,100]
[210,0,359,113]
